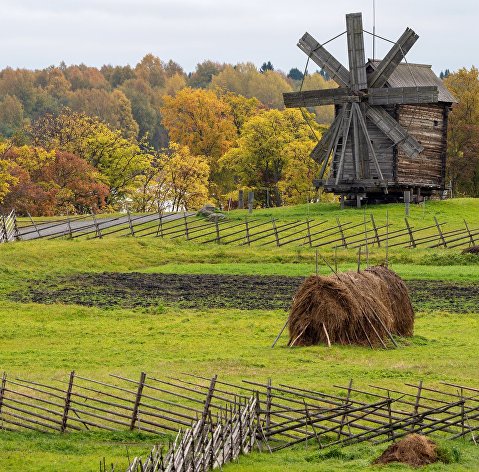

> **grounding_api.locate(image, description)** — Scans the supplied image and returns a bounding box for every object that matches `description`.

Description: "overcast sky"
[1,0,477,75]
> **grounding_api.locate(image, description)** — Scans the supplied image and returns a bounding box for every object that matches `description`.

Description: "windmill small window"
[283,12,457,203]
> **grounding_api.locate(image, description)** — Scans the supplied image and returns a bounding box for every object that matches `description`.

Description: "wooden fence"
[1,371,477,471]
[126,396,257,472]
[5,210,479,251]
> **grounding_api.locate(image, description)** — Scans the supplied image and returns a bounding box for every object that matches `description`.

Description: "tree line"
[0,55,477,215]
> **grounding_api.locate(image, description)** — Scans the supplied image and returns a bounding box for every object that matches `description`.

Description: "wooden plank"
[369,28,419,89]
[368,86,439,106]
[283,88,357,108]
[346,13,367,90]
[298,32,350,87]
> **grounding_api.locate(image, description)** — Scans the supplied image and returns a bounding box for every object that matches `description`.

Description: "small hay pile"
[462,245,479,254]
[374,434,437,467]
[288,265,414,347]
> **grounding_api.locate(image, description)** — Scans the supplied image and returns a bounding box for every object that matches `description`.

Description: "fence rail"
[2,210,479,251]
[0,371,478,472]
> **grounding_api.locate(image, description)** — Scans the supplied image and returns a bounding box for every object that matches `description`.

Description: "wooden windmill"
[284,12,456,205]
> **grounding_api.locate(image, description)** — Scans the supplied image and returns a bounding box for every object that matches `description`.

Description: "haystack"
[374,434,437,467]
[288,266,414,347]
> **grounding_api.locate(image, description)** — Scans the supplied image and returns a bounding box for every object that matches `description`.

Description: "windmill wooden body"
[283,12,456,205]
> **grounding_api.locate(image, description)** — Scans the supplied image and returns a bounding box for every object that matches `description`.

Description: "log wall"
[396,104,447,187]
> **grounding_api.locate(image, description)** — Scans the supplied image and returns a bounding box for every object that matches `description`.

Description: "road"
[17,212,193,240]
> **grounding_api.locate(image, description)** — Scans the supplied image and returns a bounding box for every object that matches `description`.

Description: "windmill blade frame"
[346,12,368,91]
[368,28,419,89]
[298,33,351,88]
[283,88,359,108]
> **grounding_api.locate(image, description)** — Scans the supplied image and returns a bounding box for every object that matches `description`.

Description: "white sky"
[1,0,477,75]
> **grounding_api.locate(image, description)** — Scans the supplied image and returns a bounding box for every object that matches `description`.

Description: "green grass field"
[1,199,479,471]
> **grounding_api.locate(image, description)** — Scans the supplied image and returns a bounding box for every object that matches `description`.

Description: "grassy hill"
[1,199,479,470]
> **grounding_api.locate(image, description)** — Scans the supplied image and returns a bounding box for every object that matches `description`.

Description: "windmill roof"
[367,60,457,103]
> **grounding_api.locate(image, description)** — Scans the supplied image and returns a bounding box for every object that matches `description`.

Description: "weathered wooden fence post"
[61,371,75,433]
[404,218,416,248]
[265,378,272,431]
[27,211,42,238]
[127,210,135,237]
[184,212,189,240]
[336,218,348,248]
[271,218,280,247]
[434,216,447,247]
[306,219,312,247]
[156,211,164,238]
[370,214,381,247]
[130,372,146,430]
[201,375,217,424]
[0,372,6,418]
[91,210,102,239]
[245,218,251,246]
[215,218,221,244]
[464,219,475,246]
[12,210,20,241]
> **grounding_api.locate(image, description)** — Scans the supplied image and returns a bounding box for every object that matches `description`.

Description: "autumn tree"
[29,110,151,204]
[188,60,225,88]
[220,108,319,206]
[211,63,292,109]
[444,67,479,196]
[160,88,236,199]
[133,142,209,212]
[0,95,24,137]
[2,147,109,215]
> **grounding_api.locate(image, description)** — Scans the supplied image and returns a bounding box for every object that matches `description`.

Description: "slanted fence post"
[464,219,475,246]
[306,219,312,247]
[66,211,73,239]
[27,211,42,238]
[336,218,348,248]
[370,214,381,247]
[434,216,447,247]
[404,218,416,248]
[61,370,75,433]
[201,375,217,424]
[130,372,146,430]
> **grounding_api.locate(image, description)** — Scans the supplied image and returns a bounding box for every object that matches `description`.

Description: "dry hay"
[374,434,437,467]
[462,245,479,254]
[288,265,414,347]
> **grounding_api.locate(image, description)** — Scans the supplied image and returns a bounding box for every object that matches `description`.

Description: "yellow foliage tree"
[220,108,319,206]
[160,88,237,200]
[133,142,209,212]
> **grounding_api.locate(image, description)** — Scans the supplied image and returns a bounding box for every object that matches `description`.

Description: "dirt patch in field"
[10,273,479,313]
